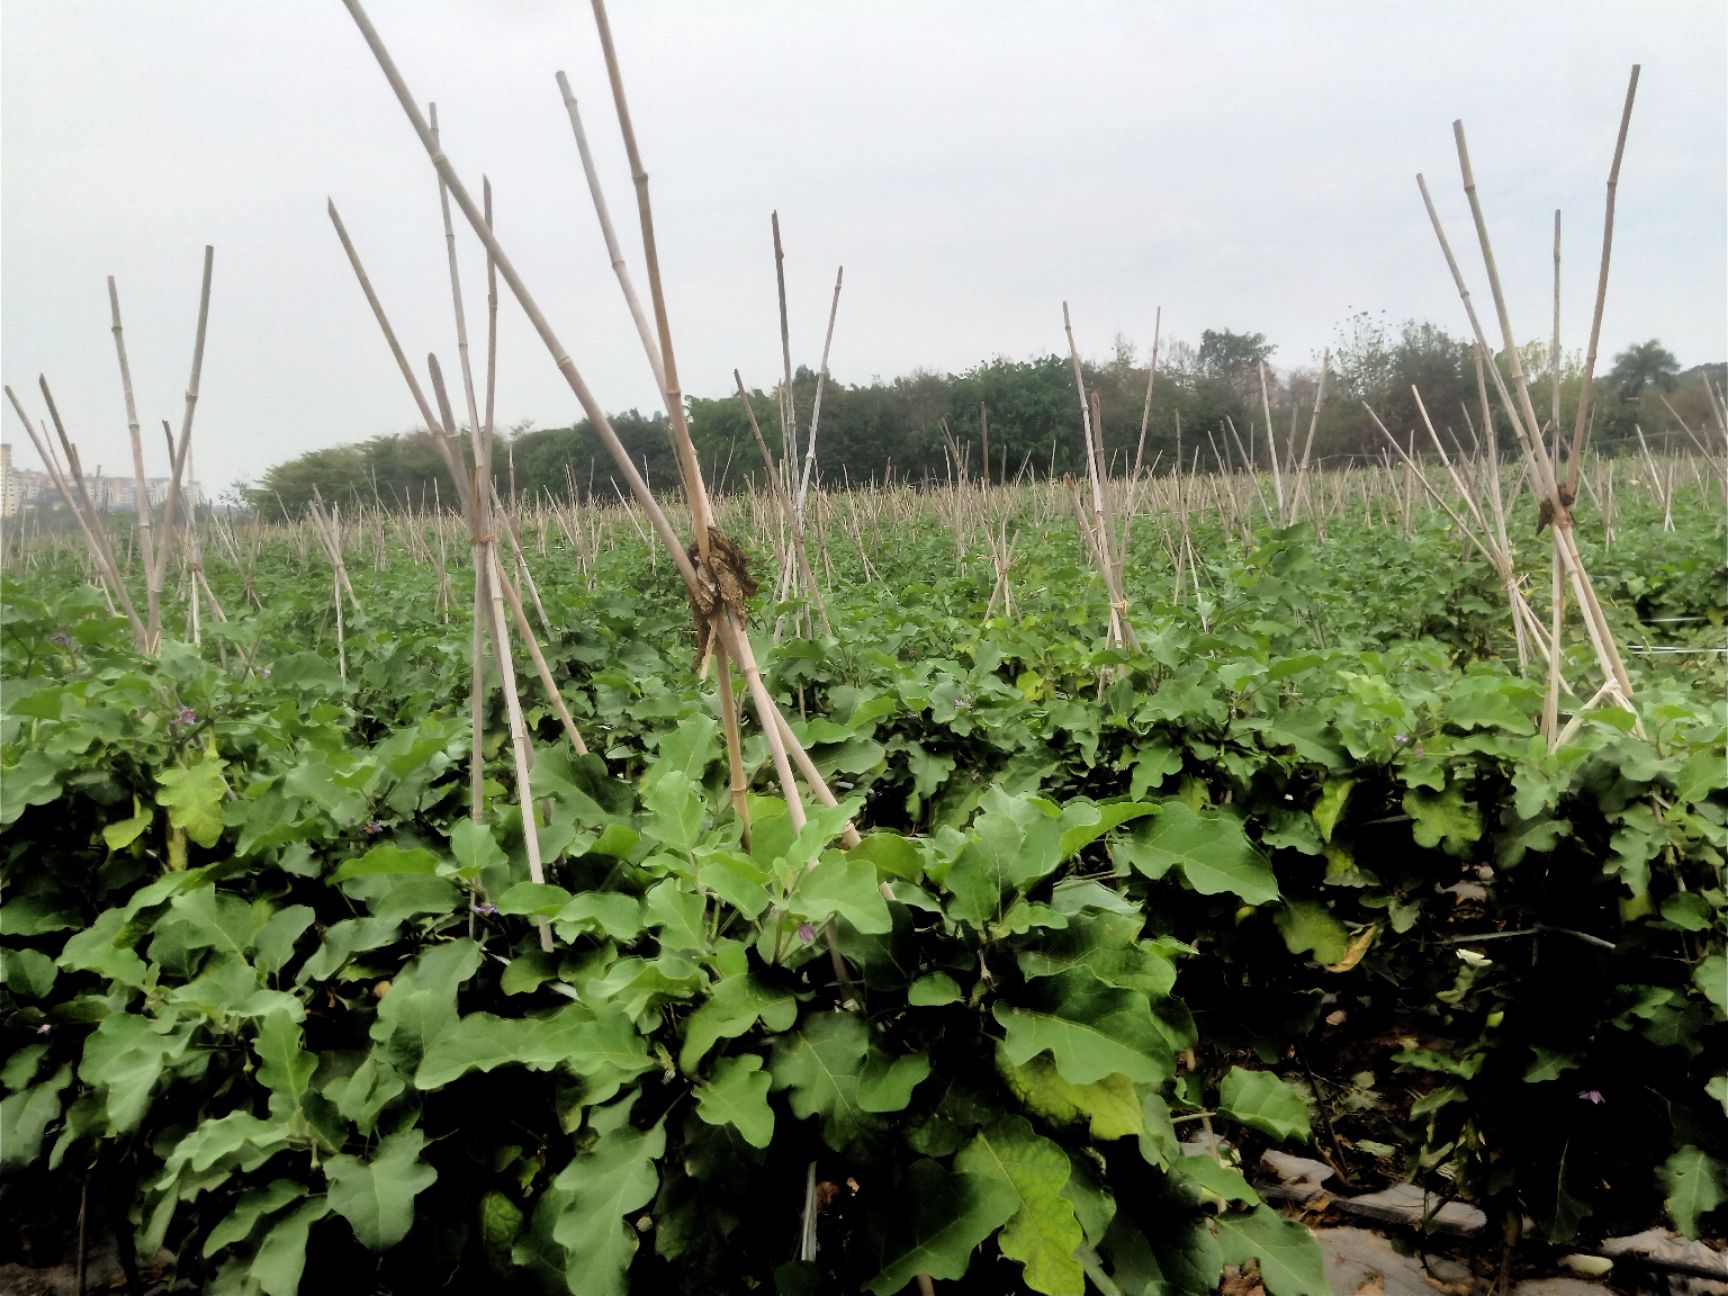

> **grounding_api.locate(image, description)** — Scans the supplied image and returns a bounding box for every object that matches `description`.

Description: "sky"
[2,1,1724,497]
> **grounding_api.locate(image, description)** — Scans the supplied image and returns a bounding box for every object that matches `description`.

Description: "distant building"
[0,446,200,518]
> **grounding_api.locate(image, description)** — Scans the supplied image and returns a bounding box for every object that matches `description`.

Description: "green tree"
[1197,329,1275,384]
[1608,340,1680,401]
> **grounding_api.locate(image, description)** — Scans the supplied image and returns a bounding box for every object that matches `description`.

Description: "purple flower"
[49,633,73,647]
[258,666,271,679]
[1578,1089,1605,1105]
[34,1023,53,1036]
[360,820,385,838]
[1393,733,1409,745]
[1412,742,1425,758]
[173,706,197,727]
[471,902,499,917]
[797,922,817,945]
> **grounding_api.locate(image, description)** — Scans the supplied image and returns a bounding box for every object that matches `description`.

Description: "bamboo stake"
[772,212,797,492]
[5,387,146,645]
[1566,67,1640,497]
[555,70,666,393]
[344,0,857,894]
[107,278,159,641]
[795,266,844,518]
[149,246,215,652]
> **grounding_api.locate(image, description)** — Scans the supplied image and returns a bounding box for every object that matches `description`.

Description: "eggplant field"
[2,5,1725,1296]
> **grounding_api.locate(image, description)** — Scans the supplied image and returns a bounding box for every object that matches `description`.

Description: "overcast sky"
[3,2,1724,495]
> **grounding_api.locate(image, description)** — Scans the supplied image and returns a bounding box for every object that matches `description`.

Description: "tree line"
[243,322,1723,516]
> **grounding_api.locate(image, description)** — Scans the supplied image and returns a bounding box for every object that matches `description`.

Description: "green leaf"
[785,853,892,935]
[1060,1151,1116,1247]
[2,947,58,1000]
[1118,801,1277,904]
[79,1013,192,1133]
[1310,778,1353,843]
[1127,739,1184,799]
[1661,1145,1725,1239]
[1218,1068,1311,1142]
[298,916,400,985]
[0,750,61,824]
[371,939,483,1075]
[202,1180,305,1258]
[1443,673,1536,734]
[769,1012,873,1149]
[324,1053,405,1136]
[344,873,460,923]
[1214,1205,1329,1295]
[996,1049,1142,1141]
[694,1053,775,1149]
[942,787,1063,924]
[325,1126,438,1249]
[994,981,1174,1087]
[500,950,556,995]
[679,973,797,1072]
[908,972,962,1006]
[250,1197,331,1296]
[0,1065,71,1168]
[1274,901,1351,965]
[696,851,772,920]
[256,1010,320,1140]
[156,755,229,848]
[858,1051,931,1114]
[547,1098,664,1296]
[556,892,644,942]
[644,879,708,953]
[333,843,442,880]
[1174,1154,1257,1205]
[449,818,507,878]
[1694,953,1727,1017]
[252,905,316,975]
[495,882,573,919]
[1403,785,1482,857]
[102,803,154,850]
[955,1117,1085,1296]
[1,1043,49,1091]
[1056,800,1155,862]
[851,831,923,883]
[654,713,721,779]
[416,1004,650,1091]
[865,1160,1018,1294]
[643,769,705,852]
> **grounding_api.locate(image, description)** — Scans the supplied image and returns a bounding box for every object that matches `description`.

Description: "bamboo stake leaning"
[4,386,147,647]
[146,246,216,656]
[1414,71,1643,742]
[1062,303,1138,654]
[108,277,161,643]
[580,19,753,841]
[340,2,875,911]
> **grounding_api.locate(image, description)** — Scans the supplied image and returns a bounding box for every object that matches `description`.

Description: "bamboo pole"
[148,246,215,652]
[555,70,666,393]
[107,278,159,641]
[1565,67,1640,497]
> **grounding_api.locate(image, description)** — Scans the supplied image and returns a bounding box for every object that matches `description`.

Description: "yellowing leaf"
[956,1117,1085,1296]
[1323,924,1378,974]
[156,755,228,848]
[997,1048,1142,1140]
